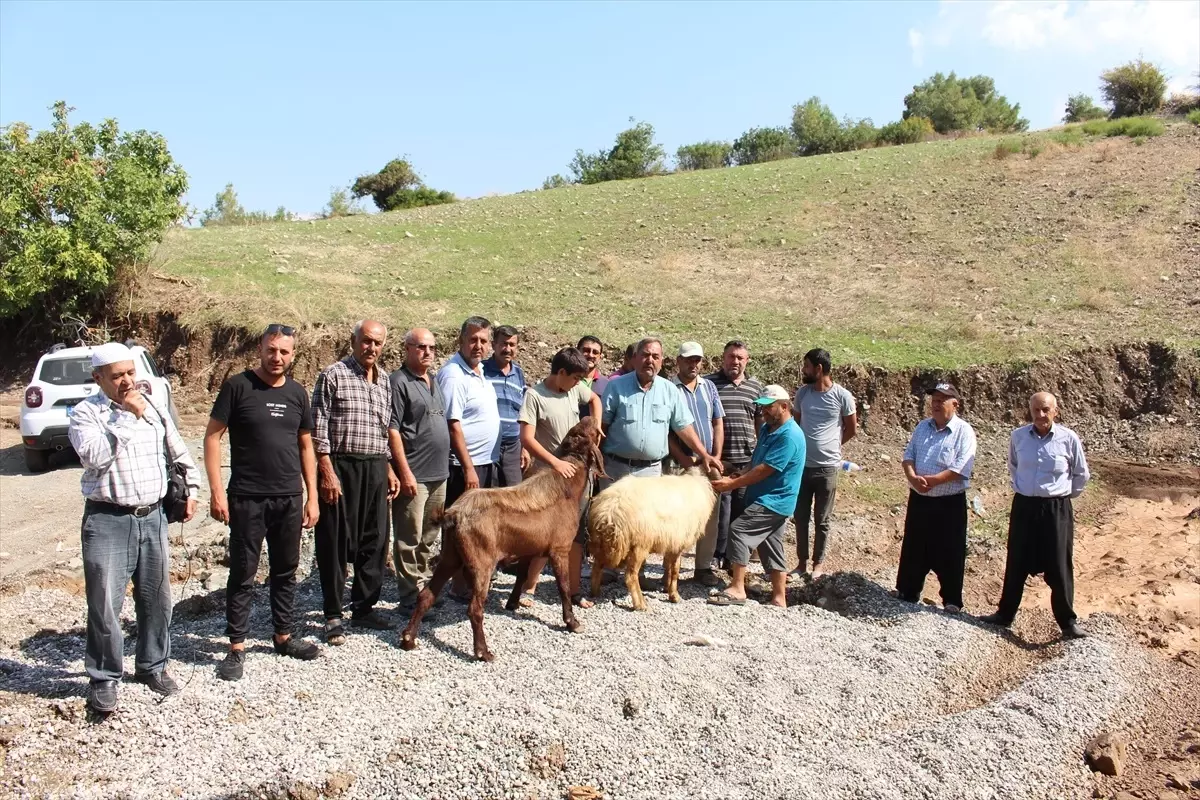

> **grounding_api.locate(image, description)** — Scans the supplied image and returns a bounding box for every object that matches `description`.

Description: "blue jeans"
[81,503,172,683]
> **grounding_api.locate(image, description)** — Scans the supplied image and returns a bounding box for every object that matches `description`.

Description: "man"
[387,328,451,612]
[705,340,764,568]
[600,337,721,487]
[669,342,725,587]
[791,348,857,579]
[576,336,608,416]
[894,382,977,614]
[205,324,321,681]
[482,325,528,486]
[980,392,1090,639]
[517,346,603,606]
[708,385,806,609]
[312,320,401,645]
[436,316,502,506]
[68,342,200,713]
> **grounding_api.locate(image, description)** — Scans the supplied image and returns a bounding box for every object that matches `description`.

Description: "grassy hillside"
[152,124,1199,369]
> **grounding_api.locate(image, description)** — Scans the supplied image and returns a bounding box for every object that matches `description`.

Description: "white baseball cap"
[90,342,136,369]
[678,341,704,358]
[754,384,791,405]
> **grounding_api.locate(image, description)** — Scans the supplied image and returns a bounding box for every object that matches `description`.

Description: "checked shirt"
[312,356,392,456]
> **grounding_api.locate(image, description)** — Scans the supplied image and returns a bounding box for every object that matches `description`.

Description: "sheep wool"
[588,469,718,610]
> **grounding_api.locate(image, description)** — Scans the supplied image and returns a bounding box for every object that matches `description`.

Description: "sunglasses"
[264,323,296,337]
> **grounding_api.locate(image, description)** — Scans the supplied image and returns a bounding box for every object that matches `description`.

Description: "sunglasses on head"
[264,323,296,337]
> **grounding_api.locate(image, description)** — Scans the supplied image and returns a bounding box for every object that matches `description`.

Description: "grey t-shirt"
[793,383,857,468]
[388,366,451,483]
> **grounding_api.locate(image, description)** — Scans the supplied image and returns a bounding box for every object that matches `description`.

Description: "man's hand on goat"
[710,476,735,494]
[701,453,724,477]
[551,457,578,479]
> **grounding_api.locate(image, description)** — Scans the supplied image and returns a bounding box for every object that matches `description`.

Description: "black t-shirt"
[210,370,313,496]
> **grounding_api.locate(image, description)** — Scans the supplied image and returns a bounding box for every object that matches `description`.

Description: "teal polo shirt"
[745,419,807,516]
[600,372,694,461]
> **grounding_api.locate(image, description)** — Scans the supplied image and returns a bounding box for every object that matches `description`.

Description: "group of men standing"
[67,322,1092,714]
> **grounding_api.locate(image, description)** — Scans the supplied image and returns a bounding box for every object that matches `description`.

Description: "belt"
[606,454,662,468]
[85,498,162,518]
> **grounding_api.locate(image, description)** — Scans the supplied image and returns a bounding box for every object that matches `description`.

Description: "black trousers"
[796,466,839,565]
[895,491,967,608]
[996,494,1077,627]
[315,454,389,620]
[225,494,303,643]
[716,479,750,561]
[445,462,497,508]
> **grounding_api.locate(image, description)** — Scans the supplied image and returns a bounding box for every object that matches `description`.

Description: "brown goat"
[400,416,606,662]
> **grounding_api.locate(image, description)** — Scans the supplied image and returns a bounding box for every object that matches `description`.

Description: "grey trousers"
[391,479,448,601]
[795,466,839,566]
[81,503,172,684]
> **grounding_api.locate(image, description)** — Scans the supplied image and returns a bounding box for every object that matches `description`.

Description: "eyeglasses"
[263,324,296,337]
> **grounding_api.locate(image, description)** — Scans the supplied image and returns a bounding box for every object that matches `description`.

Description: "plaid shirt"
[705,371,764,465]
[903,414,977,497]
[312,356,392,456]
[69,391,201,506]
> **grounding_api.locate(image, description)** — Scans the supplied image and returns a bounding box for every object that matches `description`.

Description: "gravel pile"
[0,562,1150,800]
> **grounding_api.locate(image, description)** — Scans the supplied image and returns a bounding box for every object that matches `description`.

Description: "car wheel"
[24,447,51,473]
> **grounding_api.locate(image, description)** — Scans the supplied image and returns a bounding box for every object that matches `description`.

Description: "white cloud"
[910,0,1200,74]
[909,28,925,66]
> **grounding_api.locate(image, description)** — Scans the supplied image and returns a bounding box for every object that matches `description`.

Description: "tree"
[322,187,362,218]
[877,116,934,145]
[838,117,879,151]
[791,97,841,155]
[569,120,666,184]
[351,158,456,211]
[541,174,569,190]
[903,72,1028,133]
[730,127,795,165]
[201,183,247,226]
[1100,59,1167,118]
[1063,93,1108,123]
[675,141,732,171]
[0,101,188,321]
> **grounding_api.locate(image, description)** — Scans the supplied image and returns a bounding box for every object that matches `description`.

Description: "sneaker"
[274,637,320,660]
[691,569,721,587]
[978,612,1013,628]
[136,670,180,697]
[88,680,118,714]
[350,609,394,630]
[217,650,245,682]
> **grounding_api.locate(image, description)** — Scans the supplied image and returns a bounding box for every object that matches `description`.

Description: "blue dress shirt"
[902,415,977,497]
[1008,423,1090,498]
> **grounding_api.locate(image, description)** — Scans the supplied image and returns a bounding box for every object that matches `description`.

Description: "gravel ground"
[0,558,1151,800]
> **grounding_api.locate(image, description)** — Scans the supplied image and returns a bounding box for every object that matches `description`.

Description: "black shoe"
[274,637,320,660]
[979,612,1014,628]
[350,609,394,630]
[217,650,245,682]
[1061,621,1087,639]
[88,680,118,714]
[136,670,180,697]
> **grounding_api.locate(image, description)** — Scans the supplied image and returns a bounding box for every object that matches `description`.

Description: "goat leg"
[548,549,582,633]
[463,563,495,662]
[400,542,460,651]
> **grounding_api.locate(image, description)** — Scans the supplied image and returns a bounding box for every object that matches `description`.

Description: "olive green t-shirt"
[518,380,594,466]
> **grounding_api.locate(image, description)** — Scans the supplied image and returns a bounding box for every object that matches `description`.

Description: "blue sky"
[2,1,1196,217]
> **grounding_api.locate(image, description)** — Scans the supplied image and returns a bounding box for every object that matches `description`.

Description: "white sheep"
[587,469,718,610]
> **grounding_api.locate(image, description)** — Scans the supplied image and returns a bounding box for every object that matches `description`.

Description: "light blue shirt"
[902,415,977,497]
[745,419,807,516]
[601,373,694,461]
[436,352,500,467]
[1009,424,1090,498]
[671,376,725,456]
[482,357,526,443]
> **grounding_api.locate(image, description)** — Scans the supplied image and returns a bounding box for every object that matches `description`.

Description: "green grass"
[152,124,1198,370]
[1078,116,1166,138]
[1188,109,1200,126]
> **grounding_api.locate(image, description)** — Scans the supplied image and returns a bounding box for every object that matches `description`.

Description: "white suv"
[19,342,178,473]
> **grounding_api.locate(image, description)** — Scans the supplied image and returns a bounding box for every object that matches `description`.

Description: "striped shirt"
[671,375,725,456]
[69,391,201,506]
[903,415,977,497]
[705,371,764,465]
[482,357,526,442]
[1009,424,1090,498]
[312,356,391,456]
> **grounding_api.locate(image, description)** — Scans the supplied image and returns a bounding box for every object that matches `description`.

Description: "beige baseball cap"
[754,384,791,405]
[678,341,703,358]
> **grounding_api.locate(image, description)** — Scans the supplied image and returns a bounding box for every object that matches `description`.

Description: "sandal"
[707,591,748,607]
[325,620,347,646]
[571,593,594,609]
[518,594,535,609]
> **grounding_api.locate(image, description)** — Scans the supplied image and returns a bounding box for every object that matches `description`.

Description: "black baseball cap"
[926,381,961,400]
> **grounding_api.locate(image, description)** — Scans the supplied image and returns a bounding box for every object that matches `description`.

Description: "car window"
[38,357,95,386]
[140,353,162,378]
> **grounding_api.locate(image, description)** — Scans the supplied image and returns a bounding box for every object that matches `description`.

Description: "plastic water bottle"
[840,460,862,473]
